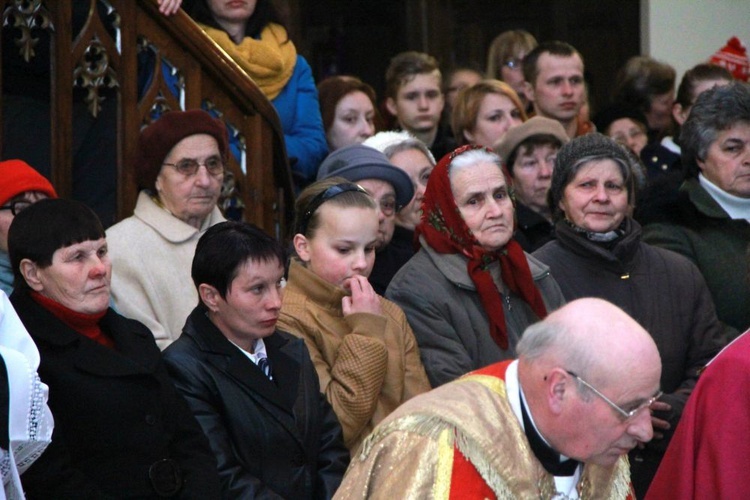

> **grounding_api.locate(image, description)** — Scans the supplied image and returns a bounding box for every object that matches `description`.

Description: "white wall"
[642,0,750,84]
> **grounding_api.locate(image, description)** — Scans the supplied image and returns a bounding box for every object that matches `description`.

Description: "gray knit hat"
[549,133,644,221]
[316,144,414,210]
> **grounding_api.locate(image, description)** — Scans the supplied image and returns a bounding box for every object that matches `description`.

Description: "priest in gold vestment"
[335,298,661,499]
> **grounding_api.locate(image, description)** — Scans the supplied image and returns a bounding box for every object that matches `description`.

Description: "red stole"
[448,361,513,499]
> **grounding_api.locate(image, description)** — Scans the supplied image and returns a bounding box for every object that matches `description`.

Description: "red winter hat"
[0,159,57,206]
[710,37,749,82]
[135,109,229,190]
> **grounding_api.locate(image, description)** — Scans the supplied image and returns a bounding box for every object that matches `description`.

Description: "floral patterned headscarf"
[415,145,547,349]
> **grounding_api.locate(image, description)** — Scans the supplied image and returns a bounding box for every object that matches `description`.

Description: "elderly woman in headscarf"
[107,109,227,349]
[386,145,565,387]
[532,133,733,498]
[8,198,220,498]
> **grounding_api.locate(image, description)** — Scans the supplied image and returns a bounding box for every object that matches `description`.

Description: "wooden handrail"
[1,0,294,237]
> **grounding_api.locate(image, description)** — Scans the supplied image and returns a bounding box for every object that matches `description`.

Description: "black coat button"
[145,414,157,425]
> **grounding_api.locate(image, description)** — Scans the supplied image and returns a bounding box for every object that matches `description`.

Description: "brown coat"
[278,260,431,453]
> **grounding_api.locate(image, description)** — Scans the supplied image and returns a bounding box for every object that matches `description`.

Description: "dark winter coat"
[533,217,734,497]
[11,289,220,500]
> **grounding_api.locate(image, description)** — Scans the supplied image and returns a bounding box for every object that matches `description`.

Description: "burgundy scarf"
[415,145,547,349]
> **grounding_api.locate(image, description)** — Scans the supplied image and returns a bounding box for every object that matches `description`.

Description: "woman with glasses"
[107,109,227,349]
[486,29,538,113]
[0,160,57,295]
[363,131,436,293]
[278,177,430,454]
[532,133,733,498]
[386,145,565,388]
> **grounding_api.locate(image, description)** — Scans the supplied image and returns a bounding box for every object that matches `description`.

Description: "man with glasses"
[107,109,227,348]
[315,143,414,295]
[335,298,661,499]
[0,159,57,294]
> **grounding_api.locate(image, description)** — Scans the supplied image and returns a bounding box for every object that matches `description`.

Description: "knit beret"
[494,116,568,166]
[135,109,229,190]
[549,133,642,221]
[316,144,414,210]
[0,159,57,206]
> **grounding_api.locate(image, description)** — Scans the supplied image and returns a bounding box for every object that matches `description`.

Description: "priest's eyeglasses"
[566,370,663,420]
[163,156,225,177]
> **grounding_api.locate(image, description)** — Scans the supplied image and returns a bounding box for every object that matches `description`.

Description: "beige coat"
[107,191,224,349]
[278,260,431,453]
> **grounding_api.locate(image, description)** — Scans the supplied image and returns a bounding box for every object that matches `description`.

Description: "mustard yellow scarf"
[200,22,297,100]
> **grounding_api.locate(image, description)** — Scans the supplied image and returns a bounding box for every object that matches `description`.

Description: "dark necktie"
[257,355,273,381]
[520,390,580,476]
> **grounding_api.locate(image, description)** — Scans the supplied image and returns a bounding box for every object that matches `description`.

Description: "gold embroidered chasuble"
[335,362,631,499]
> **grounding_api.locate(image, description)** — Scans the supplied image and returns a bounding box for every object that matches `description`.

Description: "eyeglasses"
[296,183,369,235]
[377,197,397,216]
[566,370,663,421]
[504,58,524,70]
[0,199,32,216]
[162,156,225,177]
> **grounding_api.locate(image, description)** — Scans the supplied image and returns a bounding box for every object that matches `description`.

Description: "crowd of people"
[2,0,750,497]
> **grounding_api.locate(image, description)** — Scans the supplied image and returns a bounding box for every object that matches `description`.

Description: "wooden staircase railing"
[1,0,294,239]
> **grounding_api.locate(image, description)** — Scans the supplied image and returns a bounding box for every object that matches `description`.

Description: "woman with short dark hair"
[8,198,220,499]
[163,221,349,498]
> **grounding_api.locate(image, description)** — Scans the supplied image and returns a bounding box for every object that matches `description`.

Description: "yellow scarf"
[200,22,297,100]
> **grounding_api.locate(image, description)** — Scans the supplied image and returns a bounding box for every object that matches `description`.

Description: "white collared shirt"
[229,337,269,367]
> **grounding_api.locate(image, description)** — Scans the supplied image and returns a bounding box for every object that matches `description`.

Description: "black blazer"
[10,289,221,500]
[163,306,349,499]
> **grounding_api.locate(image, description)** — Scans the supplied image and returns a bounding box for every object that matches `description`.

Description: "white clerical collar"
[699,174,750,221]
[505,360,582,498]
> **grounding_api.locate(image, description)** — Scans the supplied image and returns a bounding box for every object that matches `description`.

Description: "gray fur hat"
[549,133,645,221]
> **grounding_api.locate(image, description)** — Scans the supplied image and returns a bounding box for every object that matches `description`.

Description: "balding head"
[518,298,662,466]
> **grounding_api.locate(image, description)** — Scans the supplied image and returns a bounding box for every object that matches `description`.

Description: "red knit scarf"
[416,145,547,350]
[31,291,114,348]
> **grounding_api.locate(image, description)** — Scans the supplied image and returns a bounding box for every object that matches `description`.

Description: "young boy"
[385,51,456,160]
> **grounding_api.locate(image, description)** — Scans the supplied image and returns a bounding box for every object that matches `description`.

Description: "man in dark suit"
[163,221,349,499]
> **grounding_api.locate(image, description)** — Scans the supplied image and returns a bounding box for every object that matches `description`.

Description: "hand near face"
[342,275,382,316]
